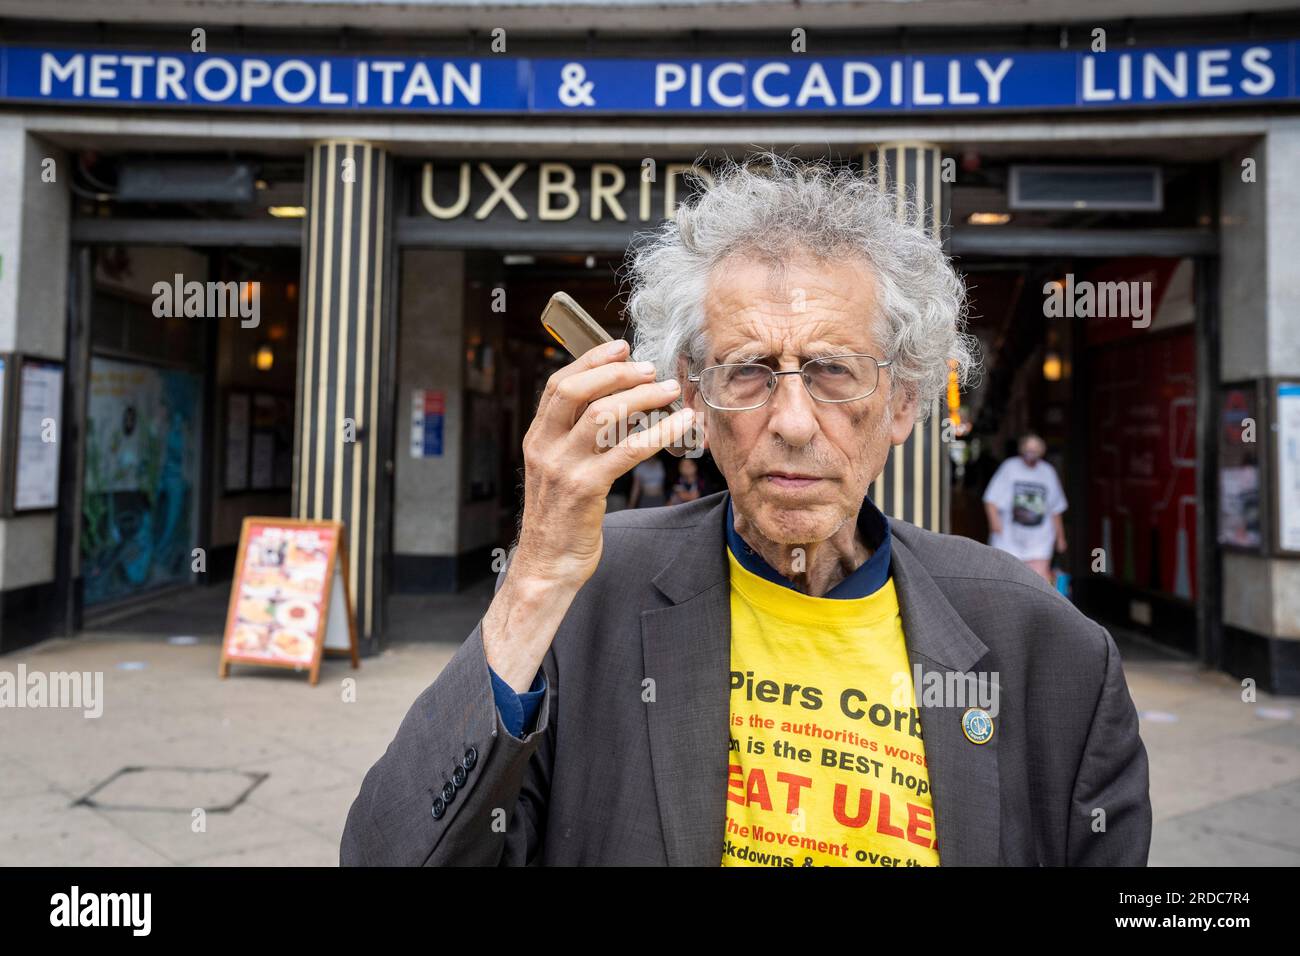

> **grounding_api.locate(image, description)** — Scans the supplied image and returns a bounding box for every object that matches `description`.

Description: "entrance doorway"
[75,244,301,623]
[953,254,1202,652]
[475,249,726,537]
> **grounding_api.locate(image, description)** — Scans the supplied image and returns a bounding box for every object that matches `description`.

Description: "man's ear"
[675,354,709,453]
[676,356,696,390]
[888,387,920,446]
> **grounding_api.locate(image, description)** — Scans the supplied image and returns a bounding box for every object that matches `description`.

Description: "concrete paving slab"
[1149,779,1300,866]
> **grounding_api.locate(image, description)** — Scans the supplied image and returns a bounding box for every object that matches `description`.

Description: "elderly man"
[341,154,1151,867]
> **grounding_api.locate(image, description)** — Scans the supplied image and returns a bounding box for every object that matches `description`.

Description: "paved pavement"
[0,583,1296,866]
[1119,634,1300,865]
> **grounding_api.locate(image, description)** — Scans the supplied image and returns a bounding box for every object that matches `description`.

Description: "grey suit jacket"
[341,490,1151,866]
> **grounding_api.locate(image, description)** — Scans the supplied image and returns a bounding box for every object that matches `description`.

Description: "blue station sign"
[0,40,1295,114]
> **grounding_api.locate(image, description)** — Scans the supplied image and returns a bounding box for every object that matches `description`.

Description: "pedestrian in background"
[668,457,702,506]
[982,432,1068,583]
[629,452,667,508]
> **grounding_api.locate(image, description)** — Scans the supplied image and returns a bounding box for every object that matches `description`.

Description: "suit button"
[441,782,456,803]
[452,765,467,788]
[463,747,477,771]
[431,797,445,820]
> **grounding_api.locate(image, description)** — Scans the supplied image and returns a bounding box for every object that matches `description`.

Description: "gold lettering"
[420,162,471,219]
[590,163,627,222]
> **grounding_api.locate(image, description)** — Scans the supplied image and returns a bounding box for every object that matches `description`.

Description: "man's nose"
[766,372,819,447]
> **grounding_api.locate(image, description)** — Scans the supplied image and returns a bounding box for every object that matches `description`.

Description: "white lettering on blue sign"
[4,42,1294,113]
[1080,47,1275,102]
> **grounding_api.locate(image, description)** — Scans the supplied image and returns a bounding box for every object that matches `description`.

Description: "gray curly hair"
[622,152,978,421]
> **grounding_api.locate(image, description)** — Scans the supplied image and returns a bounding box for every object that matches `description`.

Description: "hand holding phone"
[541,292,701,458]
[482,312,697,691]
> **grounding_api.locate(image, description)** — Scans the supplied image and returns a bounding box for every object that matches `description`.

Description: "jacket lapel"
[888,526,1001,866]
[639,496,1002,867]
[642,494,733,866]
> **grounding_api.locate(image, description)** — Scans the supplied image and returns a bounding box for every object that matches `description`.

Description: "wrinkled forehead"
[701,251,882,360]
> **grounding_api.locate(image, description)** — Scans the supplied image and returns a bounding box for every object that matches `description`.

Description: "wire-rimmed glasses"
[687,354,892,411]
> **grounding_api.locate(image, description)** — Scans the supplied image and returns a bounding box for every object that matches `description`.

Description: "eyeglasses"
[687,354,892,411]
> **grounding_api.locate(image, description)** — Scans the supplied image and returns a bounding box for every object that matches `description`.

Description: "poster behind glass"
[14,359,64,511]
[1278,382,1300,554]
[82,357,202,605]
[1218,384,1263,550]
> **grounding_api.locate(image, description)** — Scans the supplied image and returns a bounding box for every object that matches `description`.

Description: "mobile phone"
[540,291,699,458]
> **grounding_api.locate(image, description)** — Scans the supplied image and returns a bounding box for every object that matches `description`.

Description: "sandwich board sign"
[219,517,359,686]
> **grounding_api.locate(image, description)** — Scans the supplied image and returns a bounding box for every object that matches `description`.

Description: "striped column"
[294,140,393,643]
[864,142,950,533]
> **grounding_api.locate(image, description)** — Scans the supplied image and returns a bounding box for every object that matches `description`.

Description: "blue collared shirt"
[488,493,893,736]
[488,666,546,738]
[725,494,892,598]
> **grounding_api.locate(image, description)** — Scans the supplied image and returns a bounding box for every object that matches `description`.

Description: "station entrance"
[953,254,1203,652]
[53,147,1222,664]
[444,242,1207,655]
[74,242,302,626]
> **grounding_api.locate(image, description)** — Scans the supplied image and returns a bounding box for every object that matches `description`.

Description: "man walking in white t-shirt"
[982,433,1068,583]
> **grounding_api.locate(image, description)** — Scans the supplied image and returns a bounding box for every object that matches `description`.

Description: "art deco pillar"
[864,142,950,533]
[294,140,393,643]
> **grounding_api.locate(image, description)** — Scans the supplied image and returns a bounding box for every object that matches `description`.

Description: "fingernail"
[661,378,679,391]
[606,340,627,356]
[635,361,656,374]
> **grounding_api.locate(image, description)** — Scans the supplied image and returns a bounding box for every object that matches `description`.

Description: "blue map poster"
[82,357,202,606]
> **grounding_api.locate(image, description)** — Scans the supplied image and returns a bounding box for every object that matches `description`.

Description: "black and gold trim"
[294,140,393,642]
[865,141,949,534]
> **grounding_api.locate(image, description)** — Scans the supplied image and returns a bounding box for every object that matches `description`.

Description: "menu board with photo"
[219,518,359,685]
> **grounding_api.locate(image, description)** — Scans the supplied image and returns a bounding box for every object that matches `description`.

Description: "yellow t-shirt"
[722,548,940,867]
